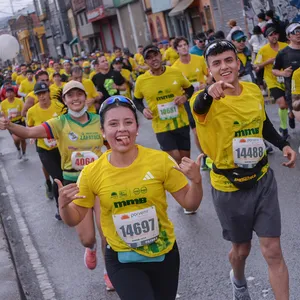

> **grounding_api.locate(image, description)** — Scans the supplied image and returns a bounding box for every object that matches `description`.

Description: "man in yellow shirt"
[82,61,91,79]
[163,37,179,66]
[49,62,64,82]
[18,69,36,98]
[291,67,300,122]
[16,64,27,86]
[133,45,194,165]
[61,60,72,82]
[134,45,143,64]
[71,66,101,113]
[49,72,65,99]
[89,60,100,80]
[254,26,289,139]
[191,39,296,299]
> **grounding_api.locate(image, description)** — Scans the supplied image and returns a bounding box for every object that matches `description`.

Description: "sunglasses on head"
[99,96,136,114]
[234,37,246,43]
[290,28,300,35]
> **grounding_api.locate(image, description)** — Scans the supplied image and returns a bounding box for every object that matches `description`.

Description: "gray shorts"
[212,168,281,244]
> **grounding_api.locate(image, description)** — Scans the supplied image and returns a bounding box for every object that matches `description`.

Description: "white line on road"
[0,161,57,300]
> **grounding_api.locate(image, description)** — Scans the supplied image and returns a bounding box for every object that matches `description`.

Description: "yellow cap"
[82,61,90,68]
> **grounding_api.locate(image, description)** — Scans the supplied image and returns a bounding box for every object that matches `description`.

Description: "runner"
[89,60,100,80]
[92,55,126,105]
[16,64,27,86]
[49,72,65,100]
[61,60,72,82]
[0,79,18,101]
[163,37,179,66]
[172,36,211,170]
[0,81,113,290]
[56,95,204,300]
[0,87,27,160]
[27,82,65,219]
[190,33,207,56]
[254,26,289,139]
[133,45,194,164]
[191,39,296,300]
[273,22,300,130]
[18,69,35,98]
[82,61,91,79]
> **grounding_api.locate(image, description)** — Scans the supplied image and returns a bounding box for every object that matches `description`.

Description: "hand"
[98,91,103,99]
[174,95,187,105]
[174,154,204,183]
[0,116,10,130]
[282,66,293,78]
[207,81,235,100]
[254,66,260,73]
[112,83,118,89]
[85,98,95,108]
[143,108,153,120]
[54,179,86,209]
[282,146,296,168]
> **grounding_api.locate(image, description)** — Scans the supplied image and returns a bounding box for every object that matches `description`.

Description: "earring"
[103,134,106,139]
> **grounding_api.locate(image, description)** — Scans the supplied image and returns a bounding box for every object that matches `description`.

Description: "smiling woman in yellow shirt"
[56,95,203,300]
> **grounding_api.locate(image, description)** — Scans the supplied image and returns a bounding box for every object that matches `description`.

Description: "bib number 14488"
[235,146,264,159]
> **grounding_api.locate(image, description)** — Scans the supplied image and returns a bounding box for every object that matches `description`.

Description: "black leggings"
[105,242,180,300]
[38,148,63,207]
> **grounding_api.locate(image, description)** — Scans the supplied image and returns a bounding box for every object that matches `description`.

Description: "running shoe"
[84,247,97,270]
[55,210,62,221]
[17,149,22,159]
[230,270,251,300]
[104,273,115,291]
[183,208,197,215]
[22,153,28,161]
[266,144,274,154]
[279,128,289,140]
[45,182,54,200]
[289,116,295,129]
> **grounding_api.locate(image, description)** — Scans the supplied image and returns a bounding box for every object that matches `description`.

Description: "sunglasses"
[99,96,136,114]
[198,39,205,43]
[290,28,300,35]
[234,37,246,43]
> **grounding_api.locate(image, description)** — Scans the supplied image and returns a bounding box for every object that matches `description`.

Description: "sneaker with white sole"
[84,247,97,270]
[17,149,22,159]
[104,273,115,291]
[183,208,196,215]
[230,270,251,300]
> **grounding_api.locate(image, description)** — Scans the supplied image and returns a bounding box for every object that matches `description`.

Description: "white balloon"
[0,34,19,60]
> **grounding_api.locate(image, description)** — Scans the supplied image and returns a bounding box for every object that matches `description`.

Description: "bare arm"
[6,121,48,138]
[60,202,88,227]
[21,97,35,117]
[292,94,300,111]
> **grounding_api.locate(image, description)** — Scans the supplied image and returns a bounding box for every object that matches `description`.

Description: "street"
[1,103,300,300]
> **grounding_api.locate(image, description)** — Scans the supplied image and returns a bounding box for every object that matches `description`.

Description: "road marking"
[0,161,56,300]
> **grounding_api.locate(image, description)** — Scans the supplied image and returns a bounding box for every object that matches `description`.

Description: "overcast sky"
[0,0,33,18]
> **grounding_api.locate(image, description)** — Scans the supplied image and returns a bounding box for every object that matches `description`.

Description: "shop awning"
[69,37,79,46]
[168,0,194,17]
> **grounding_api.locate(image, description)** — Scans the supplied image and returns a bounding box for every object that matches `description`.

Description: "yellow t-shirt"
[292,68,300,94]
[134,53,142,63]
[0,97,23,122]
[255,42,288,90]
[73,145,188,256]
[137,56,147,73]
[49,70,64,82]
[47,68,55,75]
[172,55,208,90]
[82,79,99,114]
[12,72,18,82]
[237,53,247,66]
[120,68,132,99]
[27,101,65,150]
[19,79,36,95]
[190,82,268,192]
[16,74,27,86]
[49,82,65,100]
[44,113,104,181]
[160,48,165,56]
[163,47,179,65]
[134,66,191,133]
[128,57,137,71]
[89,70,97,80]
[83,72,90,80]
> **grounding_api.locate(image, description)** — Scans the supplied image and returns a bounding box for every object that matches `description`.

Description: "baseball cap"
[62,80,86,97]
[112,57,123,65]
[286,22,300,35]
[264,26,278,37]
[143,45,160,59]
[6,86,14,92]
[231,30,246,41]
[34,82,49,94]
[53,72,61,77]
[82,61,91,68]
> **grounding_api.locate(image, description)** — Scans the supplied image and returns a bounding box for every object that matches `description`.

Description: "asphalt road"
[1,103,300,300]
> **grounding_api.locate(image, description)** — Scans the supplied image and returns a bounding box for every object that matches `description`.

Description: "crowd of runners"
[0,9,300,299]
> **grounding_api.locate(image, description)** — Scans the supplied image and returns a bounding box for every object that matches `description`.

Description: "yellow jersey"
[89,70,97,80]
[12,72,18,82]
[160,48,166,57]
[82,79,99,114]
[255,42,288,90]
[172,55,208,91]
[49,70,64,82]
[190,82,268,192]
[19,79,36,95]
[134,66,191,133]
[43,113,104,181]
[73,145,188,256]
[27,101,65,150]
[134,53,142,63]
[0,97,23,122]
[120,69,132,99]
[292,68,300,94]
[237,53,247,66]
[26,91,38,105]
[49,82,65,100]
[137,56,147,73]
[47,67,55,75]
[163,47,179,65]
[16,74,27,86]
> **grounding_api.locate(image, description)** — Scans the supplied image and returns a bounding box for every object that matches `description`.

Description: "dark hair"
[207,29,214,35]
[257,12,265,20]
[194,32,206,40]
[20,64,26,68]
[266,10,274,18]
[113,46,121,52]
[71,66,82,75]
[152,38,158,43]
[204,40,237,64]
[169,37,175,41]
[35,70,49,81]
[214,30,225,39]
[99,101,139,128]
[173,36,189,50]
[253,25,263,35]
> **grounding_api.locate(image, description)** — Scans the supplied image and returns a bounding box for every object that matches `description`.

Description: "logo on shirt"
[234,127,259,137]
[143,171,154,181]
[195,68,200,72]
[68,131,78,141]
[173,80,178,85]
[114,197,147,208]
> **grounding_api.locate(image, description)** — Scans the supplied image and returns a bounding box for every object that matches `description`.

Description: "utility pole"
[9,0,15,15]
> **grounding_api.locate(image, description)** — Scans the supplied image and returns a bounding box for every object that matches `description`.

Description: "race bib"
[233,138,265,168]
[277,76,284,84]
[113,206,159,248]
[157,101,178,120]
[44,138,57,148]
[192,82,200,92]
[240,74,253,82]
[71,151,98,171]
[8,108,19,119]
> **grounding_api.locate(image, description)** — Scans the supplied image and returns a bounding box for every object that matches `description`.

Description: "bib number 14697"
[119,218,155,238]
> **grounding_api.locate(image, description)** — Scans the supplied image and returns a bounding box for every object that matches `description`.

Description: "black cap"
[6,86,14,92]
[34,82,49,94]
[264,26,278,37]
[123,48,130,55]
[112,57,123,65]
[143,45,160,59]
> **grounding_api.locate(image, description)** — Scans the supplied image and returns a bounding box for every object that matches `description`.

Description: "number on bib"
[71,151,98,171]
[157,102,178,120]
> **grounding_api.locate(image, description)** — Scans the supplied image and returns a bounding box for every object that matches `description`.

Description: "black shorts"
[156,126,190,151]
[270,87,285,101]
[9,120,25,135]
[211,168,281,244]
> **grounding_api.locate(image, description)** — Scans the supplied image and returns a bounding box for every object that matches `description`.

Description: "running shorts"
[270,87,285,101]
[156,126,190,152]
[211,168,281,243]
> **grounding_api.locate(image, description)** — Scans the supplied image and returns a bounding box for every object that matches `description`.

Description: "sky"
[0,0,33,18]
